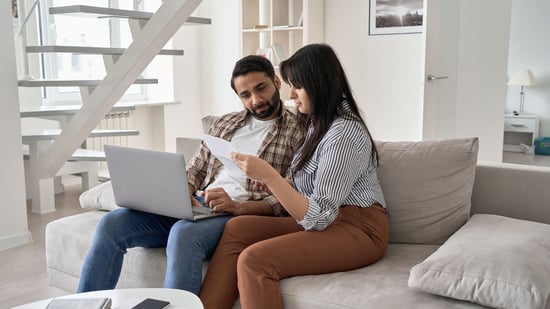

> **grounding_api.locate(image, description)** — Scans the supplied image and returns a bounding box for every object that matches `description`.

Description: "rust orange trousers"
[199,205,389,309]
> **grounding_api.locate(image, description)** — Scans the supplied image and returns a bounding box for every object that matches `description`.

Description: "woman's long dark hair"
[279,44,378,170]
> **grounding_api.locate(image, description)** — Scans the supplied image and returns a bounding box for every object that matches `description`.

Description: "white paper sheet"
[202,134,244,175]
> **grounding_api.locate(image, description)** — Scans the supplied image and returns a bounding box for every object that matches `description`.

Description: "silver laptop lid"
[104,145,194,220]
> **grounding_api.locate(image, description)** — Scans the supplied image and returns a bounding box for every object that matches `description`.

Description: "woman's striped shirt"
[291,103,386,231]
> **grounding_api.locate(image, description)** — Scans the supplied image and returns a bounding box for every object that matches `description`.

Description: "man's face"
[233,71,281,120]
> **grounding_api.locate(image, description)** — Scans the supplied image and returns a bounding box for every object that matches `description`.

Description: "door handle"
[427,74,449,82]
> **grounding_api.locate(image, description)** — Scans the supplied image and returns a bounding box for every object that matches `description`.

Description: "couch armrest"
[471,161,550,224]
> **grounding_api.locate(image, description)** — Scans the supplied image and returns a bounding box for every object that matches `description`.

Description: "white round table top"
[12,288,203,309]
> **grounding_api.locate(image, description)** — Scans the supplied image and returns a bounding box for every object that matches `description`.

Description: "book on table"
[45,298,112,309]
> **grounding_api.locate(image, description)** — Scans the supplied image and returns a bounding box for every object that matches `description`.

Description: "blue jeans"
[76,207,232,295]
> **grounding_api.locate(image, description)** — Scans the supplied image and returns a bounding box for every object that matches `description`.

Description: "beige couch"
[45,137,550,309]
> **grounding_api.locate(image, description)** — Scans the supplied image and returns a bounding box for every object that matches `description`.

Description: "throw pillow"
[79,181,119,211]
[408,214,550,309]
[376,137,478,244]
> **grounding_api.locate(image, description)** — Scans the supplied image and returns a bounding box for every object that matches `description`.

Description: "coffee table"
[12,288,203,309]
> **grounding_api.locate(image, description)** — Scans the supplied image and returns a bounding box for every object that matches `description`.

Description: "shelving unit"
[240,0,324,98]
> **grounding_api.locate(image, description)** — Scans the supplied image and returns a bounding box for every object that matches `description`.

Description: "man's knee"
[96,208,130,233]
[169,220,194,236]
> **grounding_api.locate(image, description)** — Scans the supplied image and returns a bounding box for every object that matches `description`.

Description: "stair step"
[20,102,135,118]
[22,129,139,142]
[49,5,211,24]
[23,146,106,162]
[26,45,183,56]
[67,148,106,162]
[20,103,136,118]
[18,78,158,87]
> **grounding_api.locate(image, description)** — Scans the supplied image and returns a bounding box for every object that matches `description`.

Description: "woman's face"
[289,84,312,114]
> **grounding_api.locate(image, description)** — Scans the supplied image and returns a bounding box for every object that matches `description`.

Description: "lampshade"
[508,69,537,86]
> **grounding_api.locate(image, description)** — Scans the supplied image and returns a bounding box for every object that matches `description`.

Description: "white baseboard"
[0,230,33,251]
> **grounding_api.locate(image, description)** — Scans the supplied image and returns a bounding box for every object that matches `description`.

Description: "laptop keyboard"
[193,206,212,215]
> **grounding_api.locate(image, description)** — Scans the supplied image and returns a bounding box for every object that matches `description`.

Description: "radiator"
[87,110,134,177]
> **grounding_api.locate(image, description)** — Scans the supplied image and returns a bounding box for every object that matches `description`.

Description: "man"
[77,55,303,295]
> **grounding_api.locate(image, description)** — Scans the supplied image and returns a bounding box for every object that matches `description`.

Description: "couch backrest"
[471,161,550,225]
[376,137,479,245]
[189,115,480,245]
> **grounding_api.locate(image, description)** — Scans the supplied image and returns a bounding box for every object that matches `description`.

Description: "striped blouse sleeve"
[297,124,370,231]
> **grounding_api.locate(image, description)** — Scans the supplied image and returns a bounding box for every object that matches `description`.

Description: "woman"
[199,44,389,309]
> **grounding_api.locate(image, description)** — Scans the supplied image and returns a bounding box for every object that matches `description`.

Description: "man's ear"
[274,75,282,89]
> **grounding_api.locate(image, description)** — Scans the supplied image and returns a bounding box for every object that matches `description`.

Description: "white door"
[421,0,460,140]
[422,0,511,162]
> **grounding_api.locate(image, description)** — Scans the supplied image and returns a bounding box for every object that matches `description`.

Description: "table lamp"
[507,69,537,114]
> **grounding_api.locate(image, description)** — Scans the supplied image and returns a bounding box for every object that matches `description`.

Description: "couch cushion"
[79,181,119,211]
[280,244,483,309]
[46,211,169,292]
[409,214,550,309]
[376,137,478,244]
[46,211,106,291]
[47,211,483,308]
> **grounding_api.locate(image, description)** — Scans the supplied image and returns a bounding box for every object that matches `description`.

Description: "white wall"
[506,0,550,137]
[186,0,426,142]
[0,3,32,251]
[454,1,511,161]
[325,0,424,141]
[324,0,510,162]
[197,0,242,117]
[169,0,241,151]
[178,0,511,162]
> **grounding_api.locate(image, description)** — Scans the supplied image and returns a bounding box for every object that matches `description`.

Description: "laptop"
[104,144,230,221]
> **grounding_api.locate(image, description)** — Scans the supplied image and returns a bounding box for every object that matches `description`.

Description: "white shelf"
[26,45,183,56]
[240,0,324,98]
[49,5,211,24]
[18,79,158,87]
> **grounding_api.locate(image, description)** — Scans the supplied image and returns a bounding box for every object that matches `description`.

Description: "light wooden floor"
[0,176,87,309]
[502,151,550,167]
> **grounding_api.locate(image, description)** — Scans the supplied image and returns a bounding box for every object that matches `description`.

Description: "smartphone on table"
[131,298,170,309]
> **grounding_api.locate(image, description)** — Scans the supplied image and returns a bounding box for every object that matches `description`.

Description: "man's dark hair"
[230,55,276,93]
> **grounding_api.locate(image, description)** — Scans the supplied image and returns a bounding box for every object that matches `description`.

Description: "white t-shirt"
[206,117,276,201]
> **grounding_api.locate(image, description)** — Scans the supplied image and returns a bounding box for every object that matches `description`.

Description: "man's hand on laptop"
[200,188,237,214]
[190,196,205,207]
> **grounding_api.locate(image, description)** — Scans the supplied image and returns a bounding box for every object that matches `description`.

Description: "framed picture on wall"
[369,0,424,35]
[12,0,18,18]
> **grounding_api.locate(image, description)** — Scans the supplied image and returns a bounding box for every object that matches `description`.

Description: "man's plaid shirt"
[186,107,304,216]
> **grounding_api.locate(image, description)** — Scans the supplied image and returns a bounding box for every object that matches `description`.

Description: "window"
[37,0,146,103]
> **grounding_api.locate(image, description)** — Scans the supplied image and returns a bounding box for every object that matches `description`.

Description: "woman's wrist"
[262,168,284,187]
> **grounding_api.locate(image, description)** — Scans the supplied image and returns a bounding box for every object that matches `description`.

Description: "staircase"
[17,0,210,214]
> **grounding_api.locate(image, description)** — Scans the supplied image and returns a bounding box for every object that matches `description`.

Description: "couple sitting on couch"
[78,44,389,309]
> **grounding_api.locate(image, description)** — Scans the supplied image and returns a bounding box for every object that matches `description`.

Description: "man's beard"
[249,89,281,120]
